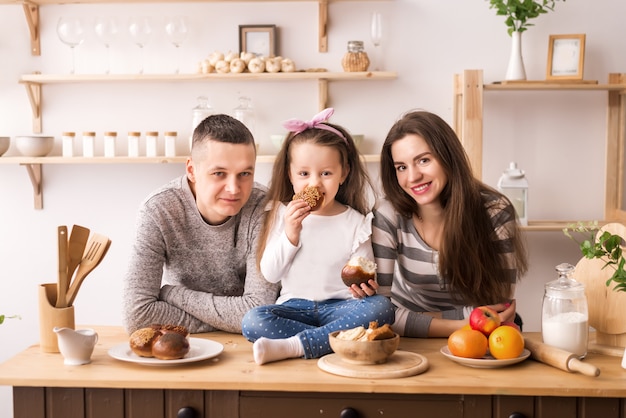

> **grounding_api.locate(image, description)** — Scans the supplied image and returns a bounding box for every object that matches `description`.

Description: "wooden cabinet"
[13,387,626,418]
[452,69,626,230]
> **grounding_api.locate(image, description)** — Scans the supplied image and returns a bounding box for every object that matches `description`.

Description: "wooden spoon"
[65,234,111,307]
[67,225,90,287]
[55,225,68,308]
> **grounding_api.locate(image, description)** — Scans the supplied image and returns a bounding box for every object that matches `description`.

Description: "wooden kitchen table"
[0,326,625,418]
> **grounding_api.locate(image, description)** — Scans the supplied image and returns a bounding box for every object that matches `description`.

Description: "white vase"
[622,346,626,369]
[505,31,527,81]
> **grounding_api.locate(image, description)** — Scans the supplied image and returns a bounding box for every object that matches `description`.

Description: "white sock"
[253,336,304,365]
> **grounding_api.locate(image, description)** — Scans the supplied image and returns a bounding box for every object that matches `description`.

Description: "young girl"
[241,108,395,365]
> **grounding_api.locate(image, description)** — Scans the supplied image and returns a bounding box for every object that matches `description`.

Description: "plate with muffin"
[108,324,224,366]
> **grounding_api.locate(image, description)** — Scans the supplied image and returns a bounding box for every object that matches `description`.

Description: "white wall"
[1,1,624,416]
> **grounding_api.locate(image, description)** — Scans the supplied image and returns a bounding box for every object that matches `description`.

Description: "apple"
[469,306,501,336]
[500,321,521,331]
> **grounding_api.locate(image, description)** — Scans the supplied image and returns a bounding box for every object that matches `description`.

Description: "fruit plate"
[108,338,223,366]
[440,346,530,368]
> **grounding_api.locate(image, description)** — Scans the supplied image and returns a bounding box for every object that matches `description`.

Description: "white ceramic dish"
[108,337,224,366]
[14,135,54,157]
[0,137,9,156]
[440,346,530,368]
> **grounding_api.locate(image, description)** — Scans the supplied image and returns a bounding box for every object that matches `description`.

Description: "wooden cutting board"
[574,222,626,347]
[317,350,429,379]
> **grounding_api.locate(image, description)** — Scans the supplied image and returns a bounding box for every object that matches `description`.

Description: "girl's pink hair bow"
[282,108,347,142]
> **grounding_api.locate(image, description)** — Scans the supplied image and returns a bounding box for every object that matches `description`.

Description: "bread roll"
[129,324,190,359]
[341,255,376,287]
[152,332,190,360]
[129,327,161,358]
[292,186,322,211]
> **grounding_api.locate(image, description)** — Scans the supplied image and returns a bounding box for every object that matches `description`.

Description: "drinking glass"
[128,16,153,74]
[164,16,189,74]
[370,12,383,71]
[56,17,85,74]
[94,17,119,74]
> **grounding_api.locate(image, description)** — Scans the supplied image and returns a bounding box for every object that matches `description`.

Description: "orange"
[459,324,472,331]
[488,325,525,360]
[447,328,488,359]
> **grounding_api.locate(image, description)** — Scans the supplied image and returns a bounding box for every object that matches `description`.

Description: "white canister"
[164,131,177,157]
[127,131,140,157]
[146,131,158,157]
[62,132,76,157]
[103,132,117,157]
[82,132,95,157]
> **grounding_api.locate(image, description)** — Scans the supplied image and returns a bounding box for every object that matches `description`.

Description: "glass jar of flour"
[541,263,589,358]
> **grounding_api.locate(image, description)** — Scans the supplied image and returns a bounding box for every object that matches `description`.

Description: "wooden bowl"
[328,330,400,365]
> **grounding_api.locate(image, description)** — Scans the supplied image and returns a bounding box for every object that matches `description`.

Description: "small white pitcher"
[54,327,98,365]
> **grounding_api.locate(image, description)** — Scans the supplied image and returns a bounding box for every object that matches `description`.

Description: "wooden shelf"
[0,154,381,210]
[19,71,397,133]
[453,69,626,227]
[2,0,390,55]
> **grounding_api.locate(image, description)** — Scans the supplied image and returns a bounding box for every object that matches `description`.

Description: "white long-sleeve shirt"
[261,203,375,304]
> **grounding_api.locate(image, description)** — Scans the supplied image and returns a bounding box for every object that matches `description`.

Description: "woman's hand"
[348,279,378,299]
[487,299,517,324]
[284,199,311,246]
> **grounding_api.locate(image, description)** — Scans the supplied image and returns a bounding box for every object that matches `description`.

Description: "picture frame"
[546,34,586,80]
[239,25,277,58]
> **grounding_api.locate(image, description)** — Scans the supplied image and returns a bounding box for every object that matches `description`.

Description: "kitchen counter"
[1,326,625,418]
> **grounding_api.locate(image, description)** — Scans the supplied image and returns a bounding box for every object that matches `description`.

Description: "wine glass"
[164,16,189,74]
[370,12,383,71]
[56,17,85,74]
[128,16,153,74]
[94,17,119,74]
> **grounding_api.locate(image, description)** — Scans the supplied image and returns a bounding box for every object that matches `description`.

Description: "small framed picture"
[546,34,586,80]
[239,25,277,58]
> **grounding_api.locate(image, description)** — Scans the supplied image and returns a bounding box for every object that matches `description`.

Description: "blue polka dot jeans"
[241,295,395,359]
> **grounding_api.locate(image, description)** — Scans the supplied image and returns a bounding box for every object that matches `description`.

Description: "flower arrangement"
[563,221,626,292]
[487,0,566,35]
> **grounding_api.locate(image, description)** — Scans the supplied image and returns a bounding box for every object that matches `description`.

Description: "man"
[122,114,279,334]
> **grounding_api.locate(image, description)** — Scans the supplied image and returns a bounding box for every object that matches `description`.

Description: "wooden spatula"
[66,234,111,307]
[55,225,68,308]
[67,225,90,286]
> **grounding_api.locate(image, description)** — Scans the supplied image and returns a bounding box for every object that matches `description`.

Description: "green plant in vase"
[563,221,626,292]
[487,0,567,80]
[0,314,21,325]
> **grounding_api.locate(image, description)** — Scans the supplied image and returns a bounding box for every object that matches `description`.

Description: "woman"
[370,110,527,338]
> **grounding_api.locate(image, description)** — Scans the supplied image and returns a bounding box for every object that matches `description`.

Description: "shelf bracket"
[318,0,328,52]
[21,80,42,133]
[22,163,43,210]
[318,79,328,110]
[22,2,40,56]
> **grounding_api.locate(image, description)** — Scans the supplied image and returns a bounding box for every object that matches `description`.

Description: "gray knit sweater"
[122,175,279,334]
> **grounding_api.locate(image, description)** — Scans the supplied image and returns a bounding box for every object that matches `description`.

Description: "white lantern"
[497,162,528,226]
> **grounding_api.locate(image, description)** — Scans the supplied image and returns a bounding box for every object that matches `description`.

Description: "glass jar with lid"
[541,263,589,358]
[190,96,214,151]
[342,40,370,72]
[233,96,256,136]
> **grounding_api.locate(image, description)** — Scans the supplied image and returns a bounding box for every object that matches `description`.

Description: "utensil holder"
[38,283,75,353]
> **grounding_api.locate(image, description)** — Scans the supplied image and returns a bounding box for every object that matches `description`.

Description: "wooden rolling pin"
[524,338,600,377]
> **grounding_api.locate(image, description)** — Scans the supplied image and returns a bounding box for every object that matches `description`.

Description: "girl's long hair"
[380,110,527,306]
[257,123,374,266]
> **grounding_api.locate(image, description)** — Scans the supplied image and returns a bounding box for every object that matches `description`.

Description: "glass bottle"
[341,40,370,72]
[541,263,589,358]
[497,162,528,226]
[190,96,214,150]
[233,96,255,136]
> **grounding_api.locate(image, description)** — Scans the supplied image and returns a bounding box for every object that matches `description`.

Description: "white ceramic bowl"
[14,135,54,157]
[328,330,400,364]
[0,137,9,156]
